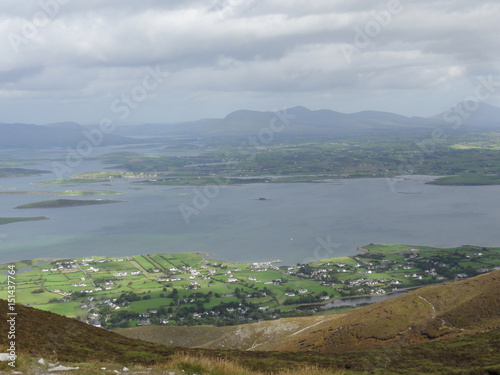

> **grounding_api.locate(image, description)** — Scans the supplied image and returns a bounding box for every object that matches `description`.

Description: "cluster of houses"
[113,270,142,277]
[41,260,77,272]
[80,298,123,327]
[33,248,496,330]
[134,304,263,326]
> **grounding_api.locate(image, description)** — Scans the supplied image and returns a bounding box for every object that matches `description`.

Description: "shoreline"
[297,286,422,310]
[1,243,496,267]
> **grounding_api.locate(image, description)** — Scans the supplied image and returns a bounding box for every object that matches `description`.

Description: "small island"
[36,178,109,185]
[0,167,51,178]
[0,190,121,196]
[0,216,49,225]
[15,199,123,209]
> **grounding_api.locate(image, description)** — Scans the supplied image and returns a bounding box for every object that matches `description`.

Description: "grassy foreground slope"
[275,270,500,353]
[117,315,344,350]
[0,297,175,364]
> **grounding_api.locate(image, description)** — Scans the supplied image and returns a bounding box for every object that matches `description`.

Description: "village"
[2,244,499,328]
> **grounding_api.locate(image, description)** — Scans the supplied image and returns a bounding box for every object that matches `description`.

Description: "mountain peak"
[284,106,312,115]
[44,121,83,129]
[434,102,500,126]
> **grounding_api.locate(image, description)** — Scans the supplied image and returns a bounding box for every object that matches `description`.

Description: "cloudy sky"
[0,0,499,125]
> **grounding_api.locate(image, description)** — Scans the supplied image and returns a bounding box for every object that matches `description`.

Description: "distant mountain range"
[115,102,500,138]
[1,102,499,148]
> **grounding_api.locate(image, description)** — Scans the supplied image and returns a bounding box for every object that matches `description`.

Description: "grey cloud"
[0,0,498,123]
[0,66,42,84]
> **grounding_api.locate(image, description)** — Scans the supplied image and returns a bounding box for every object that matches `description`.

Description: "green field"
[36,301,88,316]
[132,255,157,271]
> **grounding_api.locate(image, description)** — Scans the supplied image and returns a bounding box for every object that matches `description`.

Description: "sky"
[0,0,499,125]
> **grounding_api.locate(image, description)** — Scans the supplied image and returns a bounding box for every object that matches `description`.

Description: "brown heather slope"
[116,324,236,348]
[274,270,500,354]
[117,314,344,351]
[117,271,500,356]
[0,299,175,364]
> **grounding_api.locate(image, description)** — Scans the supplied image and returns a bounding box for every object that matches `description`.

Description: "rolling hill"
[114,105,441,138]
[434,102,500,129]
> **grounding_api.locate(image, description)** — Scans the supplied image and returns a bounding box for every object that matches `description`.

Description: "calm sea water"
[1,147,499,264]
